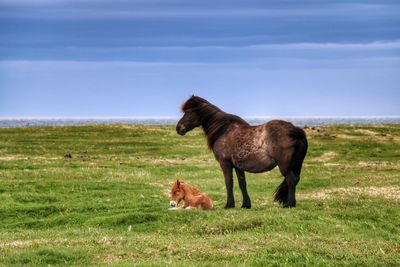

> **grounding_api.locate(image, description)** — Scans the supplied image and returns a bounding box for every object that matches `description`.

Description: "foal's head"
[170,180,185,208]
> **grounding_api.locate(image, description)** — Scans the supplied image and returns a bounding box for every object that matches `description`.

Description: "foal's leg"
[235,168,251,209]
[220,162,235,209]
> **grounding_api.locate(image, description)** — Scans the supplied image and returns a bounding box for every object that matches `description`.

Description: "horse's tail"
[274,180,289,204]
[290,127,308,177]
[274,127,308,203]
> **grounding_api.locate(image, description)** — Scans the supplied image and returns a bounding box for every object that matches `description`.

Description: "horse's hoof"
[241,204,251,209]
[283,203,296,208]
[224,204,235,209]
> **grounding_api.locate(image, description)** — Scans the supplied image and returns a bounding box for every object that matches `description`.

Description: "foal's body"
[176,96,308,208]
[170,180,213,210]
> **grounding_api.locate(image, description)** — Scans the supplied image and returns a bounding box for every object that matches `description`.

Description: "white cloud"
[51,41,400,51]
[0,60,210,72]
[249,41,400,50]
[0,0,66,5]
[1,55,399,72]
[0,0,139,5]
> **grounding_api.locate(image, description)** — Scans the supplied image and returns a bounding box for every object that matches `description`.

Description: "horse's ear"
[176,179,180,187]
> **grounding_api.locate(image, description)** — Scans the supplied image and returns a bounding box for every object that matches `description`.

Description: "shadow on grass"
[86,212,159,229]
[198,218,264,235]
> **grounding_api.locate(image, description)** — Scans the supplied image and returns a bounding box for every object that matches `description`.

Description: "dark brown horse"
[176,96,308,208]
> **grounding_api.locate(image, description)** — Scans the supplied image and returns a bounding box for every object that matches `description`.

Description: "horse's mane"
[182,96,249,149]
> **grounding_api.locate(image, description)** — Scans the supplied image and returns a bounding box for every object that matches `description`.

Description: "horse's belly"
[232,152,277,173]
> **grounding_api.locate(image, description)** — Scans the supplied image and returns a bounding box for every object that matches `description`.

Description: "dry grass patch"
[0,238,88,250]
[354,129,381,136]
[335,131,400,143]
[357,161,388,168]
[311,152,337,162]
[0,156,28,161]
[300,186,400,200]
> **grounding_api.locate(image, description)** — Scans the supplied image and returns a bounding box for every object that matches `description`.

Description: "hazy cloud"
[1,1,399,19]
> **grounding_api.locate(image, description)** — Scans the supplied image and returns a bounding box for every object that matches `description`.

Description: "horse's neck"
[200,109,224,127]
[200,110,237,149]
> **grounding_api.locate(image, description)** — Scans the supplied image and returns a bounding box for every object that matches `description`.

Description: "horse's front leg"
[220,162,235,209]
[235,168,251,209]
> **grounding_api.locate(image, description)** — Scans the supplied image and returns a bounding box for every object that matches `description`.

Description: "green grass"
[0,124,399,266]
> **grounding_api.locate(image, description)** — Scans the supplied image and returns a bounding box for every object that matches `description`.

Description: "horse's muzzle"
[176,125,186,136]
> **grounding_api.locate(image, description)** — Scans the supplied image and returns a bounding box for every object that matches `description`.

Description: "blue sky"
[0,0,399,117]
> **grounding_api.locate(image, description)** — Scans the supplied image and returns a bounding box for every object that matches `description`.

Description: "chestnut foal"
[169,180,213,210]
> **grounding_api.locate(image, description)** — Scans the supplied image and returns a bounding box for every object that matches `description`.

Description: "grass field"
[0,124,399,266]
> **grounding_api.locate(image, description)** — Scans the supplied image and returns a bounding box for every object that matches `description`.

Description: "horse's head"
[176,95,206,136]
[176,111,201,136]
[170,179,185,208]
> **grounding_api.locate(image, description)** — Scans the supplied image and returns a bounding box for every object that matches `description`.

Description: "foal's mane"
[182,96,249,149]
[177,180,201,195]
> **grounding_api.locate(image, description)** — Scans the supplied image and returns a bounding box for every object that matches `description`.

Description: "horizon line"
[1,115,400,120]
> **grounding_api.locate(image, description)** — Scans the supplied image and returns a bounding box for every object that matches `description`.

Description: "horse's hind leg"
[277,151,299,208]
[284,171,299,208]
[285,138,307,207]
[235,168,251,209]
[276,135,307,208]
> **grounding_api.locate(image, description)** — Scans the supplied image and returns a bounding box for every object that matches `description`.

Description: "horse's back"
[213,120,306,173]
[234,119,302,146]
[263,120,306,145]
[264,119,298,134]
